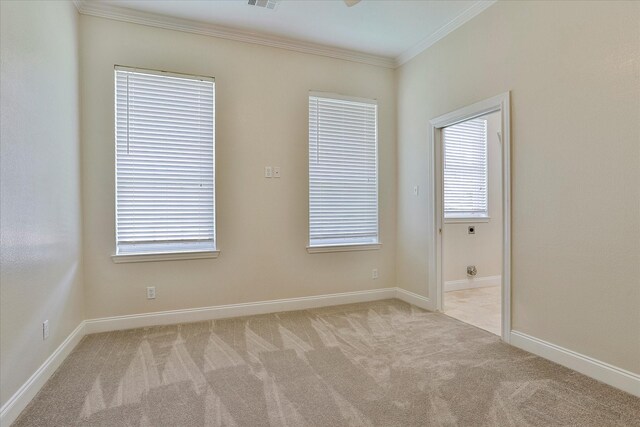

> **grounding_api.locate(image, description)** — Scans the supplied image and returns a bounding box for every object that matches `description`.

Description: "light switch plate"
[273,167,281,178]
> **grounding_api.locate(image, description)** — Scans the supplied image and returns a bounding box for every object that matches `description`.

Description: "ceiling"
[79,0,495,67]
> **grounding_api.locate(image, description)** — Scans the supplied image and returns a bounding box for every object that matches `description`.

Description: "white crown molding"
[395,0,497,67]
[72,0,396,69]
[73,0,496,69]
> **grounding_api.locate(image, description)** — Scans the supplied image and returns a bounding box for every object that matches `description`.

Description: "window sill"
[444,217,490,224]
[111,250,220,263]
[306,243,382,253]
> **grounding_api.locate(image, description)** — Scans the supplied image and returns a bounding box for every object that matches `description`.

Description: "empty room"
[1,0,639,426]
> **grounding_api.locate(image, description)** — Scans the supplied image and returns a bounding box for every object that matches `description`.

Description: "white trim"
[73,1,496,69]
[111,250,220,263]
[6,289,638,427]
[306,243,381,254]
[308,91,377,105]
[114,65,215,82]
[444,275,501,292]
[0,322,86,427]
[395,287,433,311]
[430,92,511,343]
[443,216,490,224]
[430,93,509,128]
[84,288,396,333]
[395,1,496,66]
[72,0,395,69]
[4,288,398,426]
[510,331,640,398]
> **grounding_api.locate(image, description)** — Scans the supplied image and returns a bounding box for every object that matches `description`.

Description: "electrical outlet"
[265,166,273,178]
[372,269,379,279]
[43,320,49,340]
[273,167,281,178]
[147,286,156,300]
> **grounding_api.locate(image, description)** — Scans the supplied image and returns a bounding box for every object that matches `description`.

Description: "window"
[443,117,488,220]
[308,93,378,249]
[114,66,216,257]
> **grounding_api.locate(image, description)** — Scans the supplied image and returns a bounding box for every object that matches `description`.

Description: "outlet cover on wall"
[264,166,273,178]
[147,286,156,300]
[42,320,49,340]
[372,269,379,279]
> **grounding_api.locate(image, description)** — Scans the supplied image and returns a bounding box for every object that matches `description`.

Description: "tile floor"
[444,286,501,336]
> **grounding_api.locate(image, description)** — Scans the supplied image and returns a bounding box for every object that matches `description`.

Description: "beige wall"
[0,1,84,405]
[79,16,396,319]
[396,1,640,373]
[443,111,502,283]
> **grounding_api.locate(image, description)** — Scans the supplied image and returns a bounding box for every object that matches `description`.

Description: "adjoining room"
[441,111,503,336]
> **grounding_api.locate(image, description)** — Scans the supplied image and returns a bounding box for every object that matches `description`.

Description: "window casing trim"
[308,91,377,105]
[114,65,215,83]
[306,243,382,254]
[443,216,490,224]
[111,250,220,263]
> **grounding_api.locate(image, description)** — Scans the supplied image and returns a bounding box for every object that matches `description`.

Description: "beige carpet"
[14,299,640,426]
[445,286,502,336]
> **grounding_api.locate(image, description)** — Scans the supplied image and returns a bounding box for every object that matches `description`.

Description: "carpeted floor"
[14,299,640,426]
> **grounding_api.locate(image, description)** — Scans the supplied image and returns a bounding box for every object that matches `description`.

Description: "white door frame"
[428,92,511,342]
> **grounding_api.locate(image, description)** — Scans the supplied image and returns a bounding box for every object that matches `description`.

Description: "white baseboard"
[510,331,640,397]
[445,275,501,292]
[84,288,397,334]
[1,287,397,426]
[395,287,433,311]
[7,289,637,427]
[0,321,86,427]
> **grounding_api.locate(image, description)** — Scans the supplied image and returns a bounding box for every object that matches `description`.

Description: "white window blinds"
[308,94,378,247]
[115,67,215,255]
[443,117,488,219]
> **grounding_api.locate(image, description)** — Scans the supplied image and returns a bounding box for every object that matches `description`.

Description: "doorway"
[442,111,502,335]
[429,93,511,341]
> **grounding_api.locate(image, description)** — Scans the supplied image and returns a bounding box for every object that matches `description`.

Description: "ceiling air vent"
[248,0,280,10]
